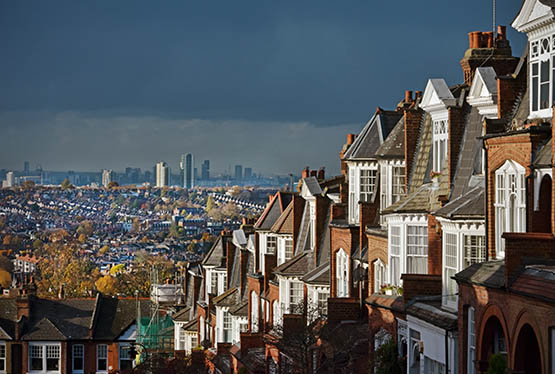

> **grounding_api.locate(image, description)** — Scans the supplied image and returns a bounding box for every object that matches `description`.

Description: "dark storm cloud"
[0,1,526,173]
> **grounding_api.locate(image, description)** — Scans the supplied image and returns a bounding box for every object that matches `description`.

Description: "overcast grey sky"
[0,1,526,175]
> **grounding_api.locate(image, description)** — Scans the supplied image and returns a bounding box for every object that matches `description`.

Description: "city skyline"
[0,1,525,176]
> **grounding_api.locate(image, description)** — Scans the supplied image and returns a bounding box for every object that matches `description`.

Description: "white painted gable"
[512,0,554,33]
[420,79,456,113]
[468,67,497,99]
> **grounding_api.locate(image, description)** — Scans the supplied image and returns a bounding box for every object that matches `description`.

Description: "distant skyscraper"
[201,160,210,180]
[24,161,30,174]
[234,165,243,180]
[180,154,194,189]
[102,169,113,187]
[3,172,14,188]
[244,167,252,179]
[156,161,169,187]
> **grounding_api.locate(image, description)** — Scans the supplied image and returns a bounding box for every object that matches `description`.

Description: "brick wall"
[367,230,387,293]
[330,226,359,297]
[427,214,442,276]
[247,275,262,332]
[457,281,554,374]
[367,301,404,370]
[503,232,555,285]
[315,196,330,268]
[327,297,363,323]
[401,274,442,303]
[497,72,526,121]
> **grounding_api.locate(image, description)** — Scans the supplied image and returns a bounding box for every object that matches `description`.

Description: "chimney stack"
[347,133,356,146]
[302,167,310,179]
[405,90,413,103]
[497,25,506,41]
[415,91,423,101]
[310,170,317,177]
[483,31,494,48]
[317,167,325,180]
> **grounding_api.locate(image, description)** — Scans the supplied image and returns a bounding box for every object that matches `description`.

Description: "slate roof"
[94,297,150,340]
[434,184,485,219]
[254,192,294,231]
[343,110,403,160]
[0,298,16,339]
[511,264,555,301]
[229,300,248,316]
[273,252,310,276]
[450,105,483,199]
[375,116,405,159]
[302,262,330,285]
[202,235,227,268]
[382,182,447,215]
[212,287,239,307]
[303,177,323,196]
[406,300,458,330]
[408,113,433,191]
[172,306,192,322]
[453,260,505,288]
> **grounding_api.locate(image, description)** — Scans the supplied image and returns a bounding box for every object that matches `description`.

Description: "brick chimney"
[401,274,442,304]
[16,295,31,320]
[317,167,325,180]
[240,249,248,292]
[310,170,317,177]
[405,90,413,103]
[461,26,518,86]
[404,110,424,193]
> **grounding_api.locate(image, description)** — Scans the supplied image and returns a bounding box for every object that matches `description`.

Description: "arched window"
[336,249,349,297]
[250,291,259,333]
[495,160,526,258]
[272,301,280,328]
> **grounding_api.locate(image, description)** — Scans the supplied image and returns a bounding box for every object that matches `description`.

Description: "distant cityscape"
[1,155,295,188]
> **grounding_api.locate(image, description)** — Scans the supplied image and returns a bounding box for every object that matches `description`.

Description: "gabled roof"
[420,79,457,113]
[454,260,505,288]
[94,297,150,340]
[254,192,294,230]
[468,67,498,100]
[23,317,66,341]
[172,306,192,322]
[382,182,446,215]
[202,235,227,268]
[375,116,405,159]
[343,110,403,160]
[270,200,294,234]
[512,0,555,33]
[301,177,322,198]
[229,300,248,316]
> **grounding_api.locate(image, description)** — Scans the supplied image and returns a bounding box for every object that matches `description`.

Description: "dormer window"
[433,118,448,172]
[348,163,378,223]
[529,35,555,117]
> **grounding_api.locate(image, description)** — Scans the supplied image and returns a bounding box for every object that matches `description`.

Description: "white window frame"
[317,291,329,316]
[406,225,428,274]
[222,309,232,343]
[468,307,476,374]
[0,342,5,374]
[348,162,378,224]
[495,160,526,258]
[374,259,386,293]
[529,35,555,118]
[29,343,61,374]
[72,344,84,374]
[277,235,294,265]
[267,235,277,255]
[432,114,449,173]
[251,291,259,333]
[336,249,349,297]
[97,344,108,373]
[273,300,280,327]
[309,202,316,250]
[389,225,401,286]
[289,280,303,311]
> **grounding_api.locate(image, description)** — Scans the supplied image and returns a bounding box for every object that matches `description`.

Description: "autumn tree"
[99,245,109,255]
[20,180,36,190]
[61,178,73,190]
[76,220,94,237]
[95,275,119,295]
[107,181,119,189]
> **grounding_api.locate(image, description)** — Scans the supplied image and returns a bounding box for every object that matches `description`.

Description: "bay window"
[529,36,555,117]
[30,343,61,373]
[251,291,259,333]
[222,310,232,342]
[407,226,428,273]
[495,160,526,258]
[360,169,377,202]
[464,235,486,267]
[210,271,217,295]
[284,238,293,262]
[392,166,405,203]
[389,226,401,286]
[444,233,458,304]
[317,291,329,316]
[348,164,378,223]
[289,281,303,310]
[267,235,277,255]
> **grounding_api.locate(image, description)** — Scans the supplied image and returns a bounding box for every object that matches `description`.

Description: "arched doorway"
[480,316,508,370]
[513,324,541,374]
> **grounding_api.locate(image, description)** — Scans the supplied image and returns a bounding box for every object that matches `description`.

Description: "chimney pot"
[497,25,506,41]
[484,31,494,48]
[405,90,413,103]
[347,133,356,145]
[469,31,481,49]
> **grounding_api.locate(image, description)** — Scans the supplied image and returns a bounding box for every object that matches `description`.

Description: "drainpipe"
[482,138,489,261]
